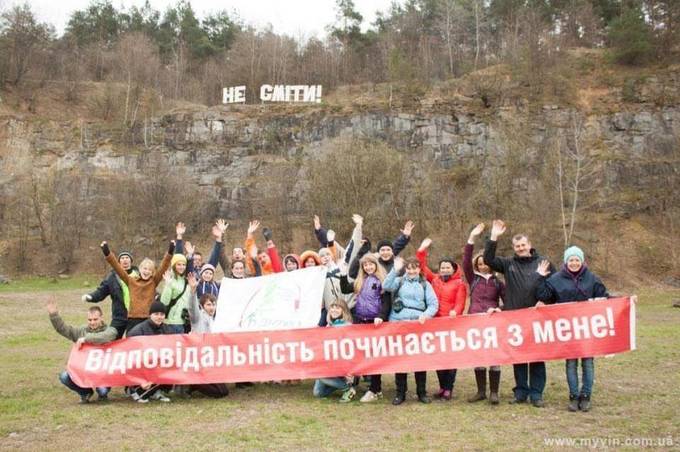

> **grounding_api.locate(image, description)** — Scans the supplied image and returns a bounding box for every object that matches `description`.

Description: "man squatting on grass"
[47,297,117,403]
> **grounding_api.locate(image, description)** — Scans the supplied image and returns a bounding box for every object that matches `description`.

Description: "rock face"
[1,105,678,220]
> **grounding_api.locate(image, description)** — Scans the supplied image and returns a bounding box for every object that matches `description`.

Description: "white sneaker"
[151,391,171,402]
[360,390,382,403]
[131,391,140,401]
[136,397,148,404]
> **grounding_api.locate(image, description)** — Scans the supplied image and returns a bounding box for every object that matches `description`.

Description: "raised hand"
[470,223,485,239]
[46,297,58,314]
[393,256,405,272]
[247,220,260,235]
[490,220,506,240]
[187,273,198,292]
[352,214,363,226]
[313,215,321,230]
[216,219,228,235]
[163,269,173,284]
[402,220,415,236]
[418,238,432,251]
[176,222,186,239]
[536,260,551,277]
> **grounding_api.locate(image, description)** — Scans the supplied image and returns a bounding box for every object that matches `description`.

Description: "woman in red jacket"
[416,238,467,401]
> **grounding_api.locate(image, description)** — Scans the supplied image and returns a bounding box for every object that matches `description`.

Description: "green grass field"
[0,285,679,451]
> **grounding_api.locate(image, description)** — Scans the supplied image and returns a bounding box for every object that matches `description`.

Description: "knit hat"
[117,251,133,262]
[563,246,585,264]
[149,300,166,315]
[376,239,393,251]
[171,254,187,267]
[200,263,216,275]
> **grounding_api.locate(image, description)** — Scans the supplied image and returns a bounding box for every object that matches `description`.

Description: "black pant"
[436,369,457,391]
[395,371,427,396]
[112,323,126,340]
[190,383,229,398]
[125,318,145,334]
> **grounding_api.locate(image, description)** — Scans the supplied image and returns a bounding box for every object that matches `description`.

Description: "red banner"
[67,297,635,387]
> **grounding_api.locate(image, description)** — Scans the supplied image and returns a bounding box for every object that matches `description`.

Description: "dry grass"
[0,287,679,451]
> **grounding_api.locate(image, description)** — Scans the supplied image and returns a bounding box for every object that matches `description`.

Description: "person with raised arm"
[101,240,174,333]
[382,256,439,405]
[347,220,414,278]
[82,250,138,339]
[416,237,467,401]
[463,223,505,405]
[483,220,555,408]
[535,246,609,412]
[47,297,117,403]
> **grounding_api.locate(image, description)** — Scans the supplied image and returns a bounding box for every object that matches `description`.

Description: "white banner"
[213,266,326,332]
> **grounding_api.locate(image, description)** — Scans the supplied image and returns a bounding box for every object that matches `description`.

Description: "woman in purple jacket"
[463,223,505,404]
[339,253,390,403]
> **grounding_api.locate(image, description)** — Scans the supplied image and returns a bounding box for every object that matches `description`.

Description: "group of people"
[49,215,613,412]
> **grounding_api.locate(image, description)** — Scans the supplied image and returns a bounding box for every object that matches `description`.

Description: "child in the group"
[101,241,174,333]
[416,237,467,401]
[338,253,390,402]
[382,256,439,405]
[184,276,229,398]
[464,223,505,404]
[283,254,301,271]
[196,264,220,298]
[312,299,356,402]
[535,246,609,412]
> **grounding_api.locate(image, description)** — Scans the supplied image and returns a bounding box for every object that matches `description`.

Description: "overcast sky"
[15,0,395,38]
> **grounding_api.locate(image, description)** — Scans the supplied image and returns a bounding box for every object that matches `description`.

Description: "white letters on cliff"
[222,84,322,104]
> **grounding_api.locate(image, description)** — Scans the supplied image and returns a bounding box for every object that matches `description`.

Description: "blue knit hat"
[563,246,585,264]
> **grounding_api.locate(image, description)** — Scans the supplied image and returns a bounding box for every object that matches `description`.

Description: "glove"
[101,243,110,256]
[262,227,273,242]
[168,241,175,255]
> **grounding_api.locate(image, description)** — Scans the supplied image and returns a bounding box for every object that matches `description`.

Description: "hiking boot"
[339,387,356,403]
[509,397,527,404]
[468,369,487,402]
[151,391,171,403]
[360,390,382,403]
[531,398,545,408]
[97,394,109,402]
[568,395,579,412]
[440,390,452,401]
[392,394,406,405]
[418,394,432,404]
[489,370,501,405]
[579,395,591,412]
[79,392,93,404]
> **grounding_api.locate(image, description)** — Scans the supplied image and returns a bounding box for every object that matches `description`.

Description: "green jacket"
[160,275,191,325]
[49,312,117,344]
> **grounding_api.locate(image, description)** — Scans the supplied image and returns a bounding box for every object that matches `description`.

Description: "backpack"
[470,275,502,295]
[392,276,428,313]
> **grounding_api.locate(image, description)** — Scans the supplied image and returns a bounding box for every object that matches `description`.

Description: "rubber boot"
[468,369,487,402]
[489,370,501,405]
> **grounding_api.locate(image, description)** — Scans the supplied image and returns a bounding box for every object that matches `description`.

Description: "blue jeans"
[313,378,349,398]
[513,362,546,402]
[165,324,185,334]
[59,371,109,398]
[566,358,594,397]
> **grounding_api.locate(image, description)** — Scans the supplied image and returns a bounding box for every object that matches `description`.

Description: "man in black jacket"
[127,300,174,403]
[483,220,556,408]
[83,251,138,339]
